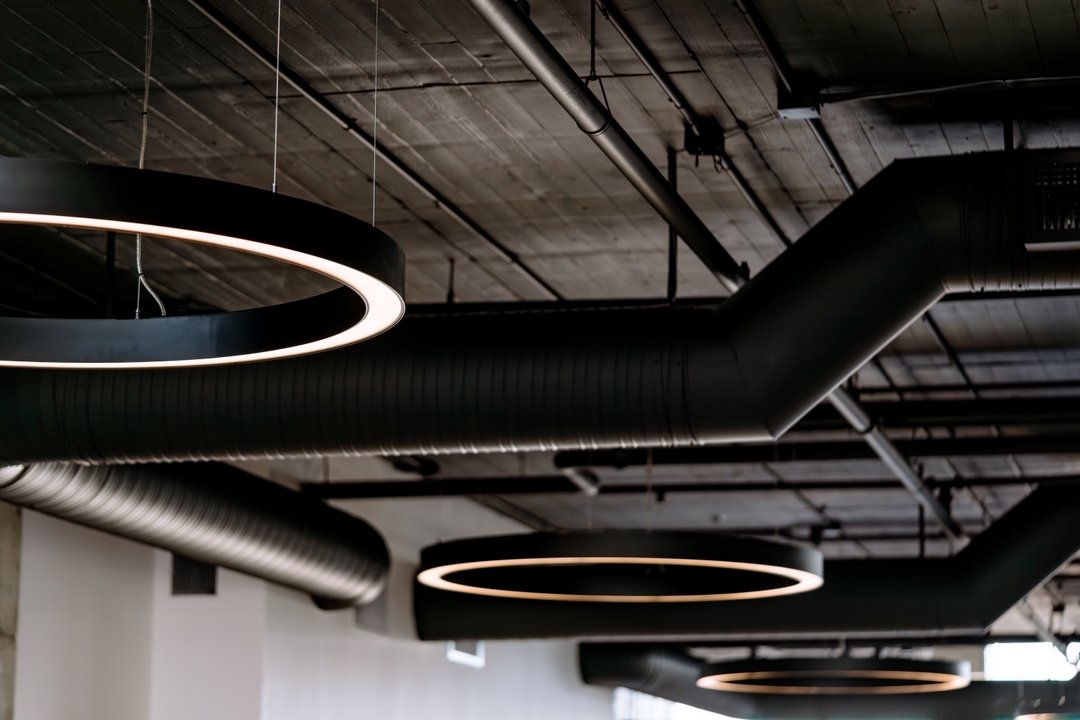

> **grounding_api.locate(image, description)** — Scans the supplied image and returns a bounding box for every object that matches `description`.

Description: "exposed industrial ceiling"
[3,0,1080,709]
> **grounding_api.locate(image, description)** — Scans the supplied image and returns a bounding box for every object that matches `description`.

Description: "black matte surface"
[0,159,403,363]
[0,153,1079,459]
[413,483,1080,639]
[581,644,1078,720]
[418,531,822,599]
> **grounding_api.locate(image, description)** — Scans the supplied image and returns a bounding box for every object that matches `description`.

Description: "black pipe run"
[639,634,1080,651]
[0,152,1076,464]
[555,433,1080,469]
[580,644,1080,720]
[302,471,1080,500]
[412,483,1080,640]
[0,464,389,607]
[462,0,749,292]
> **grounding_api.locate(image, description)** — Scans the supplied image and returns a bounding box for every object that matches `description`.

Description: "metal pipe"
[733,0,797,94]
[182,0,562,301]
[598,0,792,247]
[465,0,747,293]
[1017,599,1076,664]
[476,0,953,539]
[302,472,1080,501]
[666,147,679,302]
[808,117,858,195]
[828,387,962,540]
[664,633,1080,650]
[597,0,700,135]
[734,1,861,199]
[561,467,601,497]
[720,155,792,246]
[555,434,1080,468]
[0,463,389,607]
[403,283,1080,316]
[818,75,1080,106]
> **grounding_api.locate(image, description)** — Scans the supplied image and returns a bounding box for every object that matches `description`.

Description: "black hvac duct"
[412,482,1080,640]
[581,643,1079,720]
[0,463,389,607]
[0,152,1077,464]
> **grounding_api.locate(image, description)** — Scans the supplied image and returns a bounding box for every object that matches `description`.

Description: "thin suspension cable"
[583,2,609,112]
[589,0,597,79]
[271,0,283,193]
[371,0,380,226]
[135,0,166,318]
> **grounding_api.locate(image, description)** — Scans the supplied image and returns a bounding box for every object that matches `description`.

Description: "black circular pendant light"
[416,531,823,603]
[696,657,971,695]
[1016,696,1080,720]
[0,159,405,368]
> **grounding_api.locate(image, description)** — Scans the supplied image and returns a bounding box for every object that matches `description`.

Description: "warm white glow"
[0,213,405,368]
[416,555,823,603]
[695,669,971,695]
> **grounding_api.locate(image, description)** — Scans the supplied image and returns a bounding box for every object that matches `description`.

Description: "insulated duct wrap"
[0,463,389,607]
[0,152,1078,463]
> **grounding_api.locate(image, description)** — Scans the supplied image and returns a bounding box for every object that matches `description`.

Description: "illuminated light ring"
[0,159,404,368]
[696,658,971,695]
[416,531,823,603]
[1015,698,1080,720]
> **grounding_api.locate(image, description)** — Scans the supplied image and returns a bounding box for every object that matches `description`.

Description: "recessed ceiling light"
[0,159,404,368]
[696,657,971,695]
[417,531,823,603]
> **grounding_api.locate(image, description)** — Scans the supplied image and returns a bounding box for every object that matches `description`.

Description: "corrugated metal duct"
[0,463,389,607]
[0,152,1077,464]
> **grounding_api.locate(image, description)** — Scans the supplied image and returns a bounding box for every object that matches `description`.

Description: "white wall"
[0,504,20,720]
[148,557,267,720]
[261,496,612,720]
[14,512,154,720]
[262,588,610,720]
[14,499,612,720]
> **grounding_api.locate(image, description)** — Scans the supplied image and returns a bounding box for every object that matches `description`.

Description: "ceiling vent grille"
[1026,152,1080,250]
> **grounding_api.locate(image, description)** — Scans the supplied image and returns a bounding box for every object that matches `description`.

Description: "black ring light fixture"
[0,159,405,368]
[1016,696,1080,720]
[416,531,824,603]
[696,657,971,695]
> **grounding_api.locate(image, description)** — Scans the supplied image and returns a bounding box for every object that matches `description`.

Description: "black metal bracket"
[777,83,820,120]
[683,118,726,158]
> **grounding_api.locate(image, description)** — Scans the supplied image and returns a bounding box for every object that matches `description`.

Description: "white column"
[0,503,19,720]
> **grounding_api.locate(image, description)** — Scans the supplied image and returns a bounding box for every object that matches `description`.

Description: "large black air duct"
[0,152,1077,464]
[413,482,1080,640]
[0,463,389,607]
[580,643,1079,720]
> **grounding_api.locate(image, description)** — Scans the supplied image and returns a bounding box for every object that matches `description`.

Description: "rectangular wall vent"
[171,554,218,596]
[1026,152,1080,251]
[446,640,486,669]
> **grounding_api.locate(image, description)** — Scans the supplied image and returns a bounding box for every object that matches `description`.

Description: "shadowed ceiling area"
[3,0,1080,717]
